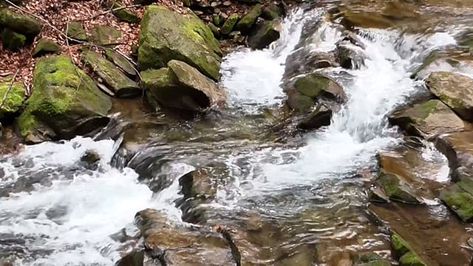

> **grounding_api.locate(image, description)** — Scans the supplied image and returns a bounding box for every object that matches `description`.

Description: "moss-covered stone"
[138,5,222,80]
[391,233,411,257]
[399,252,426,266]
[66,21,87,41]
[440,179,473,222]
[287,92,314,112]
[426,71,473,122]
[389,99,465,139]
[0,77,25,119]
[90,25,122,46]
[353,253,390,266]
[236,4,262,32]
[111,1,140,24]
[0,8,41,36]
[262,4,282,20]
[294,73,346,102]
[248,20,280,49]
[221,13,239,35]
[378,172,420,204]
[1,29,26,51]
[17,55,112,143]
[32,38,61,57]
[82,50,140,97]
[104,48,136,77]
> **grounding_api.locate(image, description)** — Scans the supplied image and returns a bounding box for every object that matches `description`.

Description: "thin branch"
[0,70,20,110]
[78,4,141,21]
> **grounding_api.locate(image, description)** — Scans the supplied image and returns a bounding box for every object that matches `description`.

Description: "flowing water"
[1,2,473,265]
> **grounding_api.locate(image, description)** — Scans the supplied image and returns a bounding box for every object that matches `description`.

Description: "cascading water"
[0,5,466,266]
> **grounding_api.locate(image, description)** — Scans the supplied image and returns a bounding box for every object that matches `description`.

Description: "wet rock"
[138,5,222,80]
[235,4,262,32]
[391,233,426,266]
[435,131,473,181]
[389,99,466,139]
[426,71,473,122]
[248,20,280,49]
[17,55,112,143]
[353,253,390,266]
[32,38,61,57]
[286,91,314,112]
[262,3,283,20]
[90,25,122,46]
[82,50,141,97]
[340,10,394,29]
[111,0,141,24]
[440,178,473,222]
[297,104,332,130]
[134,208,236,265]
[142,60,225,112]
[381,1,419,20]
[104,49,137,77]
[293,73,346,102]
[377,172,420,204]
[284,50,338,79]
[1,29,26,51]
[79,150,101,170]
[221,13,239,35]
[0,8,42,37]
[116,250,145,266]
[65,21,87,42]
[336,40,365,69]
[0,77,25,120]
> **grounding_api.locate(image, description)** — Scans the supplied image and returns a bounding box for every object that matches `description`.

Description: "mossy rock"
[0,77,25,119]
[32,38,61,57]
[236,4,262,32]
[90,25,122,46]
[112,1,140,24]
[66,21,87,41]
[262,3,282,20]
[248,20,280,49]
[104,48,137,77]
[287,91,314,112]
[17,55,112,143]
[378,172,420,204]
[399,252,426,266]
[389,99,465,139]
[353,253,390,266]
[294,73,346,101]
[221,14,240,35]
[82,50,140,98]
[440,179,473,222]
[0,8,41,37]
[138,5,222,80]
[1,29,26,51]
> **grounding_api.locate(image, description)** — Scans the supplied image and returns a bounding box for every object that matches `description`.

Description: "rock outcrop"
[17,55,112,143]
[138,5,222,80]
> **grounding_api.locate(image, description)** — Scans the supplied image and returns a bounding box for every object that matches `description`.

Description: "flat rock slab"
[82,50,140,98]
[440,178,473,222]
[389,99,466,139]
[426,71,473,122]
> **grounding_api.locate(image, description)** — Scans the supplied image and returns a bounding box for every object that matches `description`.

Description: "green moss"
[294,74,330,98]
[236,4,262,32]
[391,233,411,257]
[378,172,419,204]
[0,8,41,36]
[440,183,473,222]
[288,93,314,112]
[32,38,61,57]
[412,100,439,120]
[0,80,25,118]
[140,68,175,89]
[399,252,426,266]
[66,21,87,41]
[221,14,240,35]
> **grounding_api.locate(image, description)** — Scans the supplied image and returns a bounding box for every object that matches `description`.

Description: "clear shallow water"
[0,6,463,266]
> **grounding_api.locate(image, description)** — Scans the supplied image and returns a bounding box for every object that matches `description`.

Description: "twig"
[78,4,141,21]
[0,70,20,110]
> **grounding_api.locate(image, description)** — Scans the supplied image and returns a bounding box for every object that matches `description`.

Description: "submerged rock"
[17,55,112,143]
[134,208,236,265]
[138,5,222,80]
[426,71,473,122]
[82,50,141,97]
[0,77,25,119]
[248,20,280,49]
[142,60,225,112]
[0,8,42,37]
[32,38,61,57]
[389,99,465,139]
[391,233,426,266]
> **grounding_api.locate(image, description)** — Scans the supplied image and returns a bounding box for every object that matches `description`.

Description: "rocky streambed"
[2,0,473,265]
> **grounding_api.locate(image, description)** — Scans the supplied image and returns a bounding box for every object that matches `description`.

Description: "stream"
[1,1,473,265]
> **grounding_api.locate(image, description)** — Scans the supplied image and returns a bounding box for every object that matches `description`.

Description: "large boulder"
[0,8,41,37]
[17,55,112,143]
[141,60,225,112]
[138,5,222,80]
[82,50,141,97]
[0,77,26,120]
[389,99,466,139]
[426,71,473,122]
